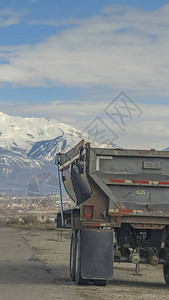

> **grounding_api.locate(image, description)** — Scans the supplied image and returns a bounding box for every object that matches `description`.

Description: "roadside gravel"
[20,228,169,300]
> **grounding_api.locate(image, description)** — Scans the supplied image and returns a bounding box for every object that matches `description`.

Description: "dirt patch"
[20,228,169,300]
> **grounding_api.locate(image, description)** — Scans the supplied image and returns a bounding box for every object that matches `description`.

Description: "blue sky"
[0,0,169,149]
[0,0,169,103]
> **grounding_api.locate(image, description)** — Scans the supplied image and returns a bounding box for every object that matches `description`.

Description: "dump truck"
[55,140,169,286]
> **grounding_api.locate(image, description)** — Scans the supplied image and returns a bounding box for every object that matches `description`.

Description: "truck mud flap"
[81,231,113,280]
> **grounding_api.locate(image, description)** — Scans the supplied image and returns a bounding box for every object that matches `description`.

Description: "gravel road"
[1,225,168,300]
[20,227,169,300]
[0,226,74,300]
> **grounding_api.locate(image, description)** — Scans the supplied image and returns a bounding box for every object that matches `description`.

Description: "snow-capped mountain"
[0,111,116,194]
[0,111,112,156]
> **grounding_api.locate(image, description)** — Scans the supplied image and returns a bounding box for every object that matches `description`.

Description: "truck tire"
[75,230,89,285]
[163,265,169,285]
[70,230,76,281]
[93,279,107,286]
[163,235,169,285]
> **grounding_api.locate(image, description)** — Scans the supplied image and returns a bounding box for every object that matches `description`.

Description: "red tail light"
[85,205,93,219]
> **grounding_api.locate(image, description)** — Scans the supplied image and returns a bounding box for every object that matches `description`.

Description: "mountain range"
[0,111,115,195]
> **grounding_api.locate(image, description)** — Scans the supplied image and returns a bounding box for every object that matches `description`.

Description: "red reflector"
[85,213,92,219]
[133,180,149,184]
[110,179,125,183]
[85,205,93,220]
[119,209,133,213]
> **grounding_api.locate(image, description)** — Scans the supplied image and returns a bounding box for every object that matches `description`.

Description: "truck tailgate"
[89,148,169,212]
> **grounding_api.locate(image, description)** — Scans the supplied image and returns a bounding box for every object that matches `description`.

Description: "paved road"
[0,226,73,300]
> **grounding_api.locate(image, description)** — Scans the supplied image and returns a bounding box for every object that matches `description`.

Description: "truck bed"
[58,140,169,215]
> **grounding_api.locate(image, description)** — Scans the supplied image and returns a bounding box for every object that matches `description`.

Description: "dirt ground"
[20,228,169,300]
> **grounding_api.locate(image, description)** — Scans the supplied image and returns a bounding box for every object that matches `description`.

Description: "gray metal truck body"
[56,140,169,286]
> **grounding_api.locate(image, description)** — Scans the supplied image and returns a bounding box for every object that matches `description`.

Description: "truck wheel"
[163,235,169,285]
[163,265,169,285]
[93,280,107,286]
[75,230,89,285]
[70,230,76,281]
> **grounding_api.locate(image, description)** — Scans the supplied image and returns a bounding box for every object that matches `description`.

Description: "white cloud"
[1,100,169,150]
[26,17,80,27]
[0,4,169,97]
[0,9,25,27]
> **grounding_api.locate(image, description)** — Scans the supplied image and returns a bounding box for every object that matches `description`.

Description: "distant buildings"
[0,194,73,222]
